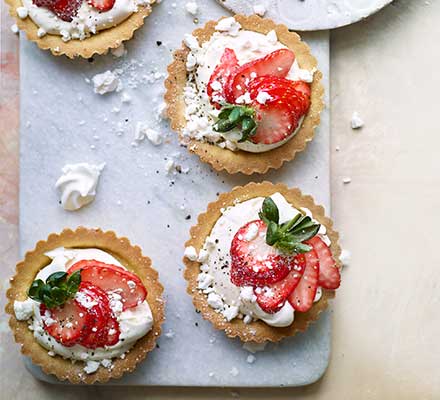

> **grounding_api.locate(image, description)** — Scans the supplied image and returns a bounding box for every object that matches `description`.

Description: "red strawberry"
[105,316,120,346]
[207,48,239,107]
[67,259,125,274]
[227,49,295,101]
[68,260,147,310]
[290,81,311,115]
[40,300,90,347]
[250,101,297,145]
[77,282,112,349]
[306,236,341,289]
[230,220,296,287]
[248,76,311,117]
[255,254,306,313]
[288,249,320,312]
[33,0,82,22]
[88,0,115,11]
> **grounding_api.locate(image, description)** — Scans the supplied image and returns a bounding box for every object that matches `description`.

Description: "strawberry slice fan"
[36,260,147,349]
[230,198,341,315]
[32,0,115,22]
[210,48,312,146]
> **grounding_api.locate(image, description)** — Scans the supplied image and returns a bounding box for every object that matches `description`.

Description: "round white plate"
[216,0,393,31]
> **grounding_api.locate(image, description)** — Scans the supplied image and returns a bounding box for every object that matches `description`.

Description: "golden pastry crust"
[5,227,165,384]
[5,0,155,58]
[183,182,340,343]
[165,14,325,175]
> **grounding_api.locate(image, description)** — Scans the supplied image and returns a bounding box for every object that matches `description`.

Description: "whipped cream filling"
[55,162,105,211]
[20,0,153,41]
[14,247,153,369]
[189,193,328,328]
[182,17,315,153]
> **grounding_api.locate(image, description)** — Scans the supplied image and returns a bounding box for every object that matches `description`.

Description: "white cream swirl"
[55,162,105,211]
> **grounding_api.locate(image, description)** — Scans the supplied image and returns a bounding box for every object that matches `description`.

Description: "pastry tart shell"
[183,181,340,343]
[5,227,165,384]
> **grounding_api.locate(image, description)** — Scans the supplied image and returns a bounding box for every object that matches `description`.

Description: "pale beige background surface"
[1,1,439,398]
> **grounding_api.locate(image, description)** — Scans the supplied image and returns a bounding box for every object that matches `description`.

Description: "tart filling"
[17,0,152,41]
[184,193,341,328]
[13,247,153,373]
[182,17,315,153]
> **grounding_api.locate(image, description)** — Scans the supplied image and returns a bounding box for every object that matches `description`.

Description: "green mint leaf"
[28,269,82,309]
[266,221,280,245]
[286,225,321,244]
[46,271,67,287]
[28,279,44,301]
[212,104,257,142]
[259,199,320,255]
[259,197,279,224]
[67,270,81,295]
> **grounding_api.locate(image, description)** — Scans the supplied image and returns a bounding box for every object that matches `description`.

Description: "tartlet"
[165,15,324,175]
[183,182,341,343]
[6,0,156,58]
[5,227,164,384]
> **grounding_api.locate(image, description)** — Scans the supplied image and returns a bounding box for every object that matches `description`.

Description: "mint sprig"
[28,270,81,309]
[259,197,320,254]
[213,104,257,142]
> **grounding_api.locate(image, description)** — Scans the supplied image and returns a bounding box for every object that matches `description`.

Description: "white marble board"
[217,0,393,30]
[20,0,331,387]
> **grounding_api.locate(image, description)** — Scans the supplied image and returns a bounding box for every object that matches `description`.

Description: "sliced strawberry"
[68,260,147,310]
[33,0,82,22]
[40,300,90,347]
[67,259,125,274]
[290,81,311,115]
[288,249,320,312]
[88,0,115,11]
[77,282,111,349]
[248,76,311,117]
[250,102,297,145]
[207,48,239,107]
[230,220,297,287]
[306,236,341,289]
[105,316,120,346]
[227,49,295,101]
[255,254,306,313]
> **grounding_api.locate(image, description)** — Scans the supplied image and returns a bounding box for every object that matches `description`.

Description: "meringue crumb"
[16,7,28,19]
[185,1,198,15]
[246,354,256,364]
[342,177,352,184]
[351,111,364,129]
[253,4,266,16]
[340,249,351,266]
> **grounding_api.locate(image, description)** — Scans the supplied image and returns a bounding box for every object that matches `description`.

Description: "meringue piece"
[16,6,28,19]
[351,111,364,129]
[14,299,35,320]
[92,71,120,95]
[55,163,105,211]
[185,1,198,15]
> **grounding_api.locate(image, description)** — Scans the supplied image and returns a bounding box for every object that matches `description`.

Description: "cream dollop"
[15,247,154,365]
[55,162,105,211]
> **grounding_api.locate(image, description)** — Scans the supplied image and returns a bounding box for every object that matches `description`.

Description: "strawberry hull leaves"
[259,197,320,254]
[213,104,257,142]
[28,270,81,309]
